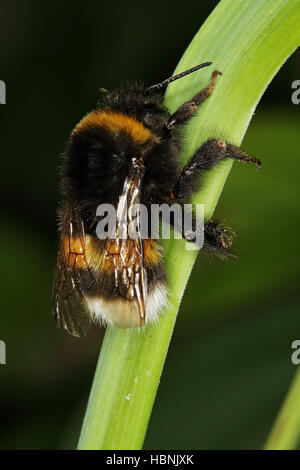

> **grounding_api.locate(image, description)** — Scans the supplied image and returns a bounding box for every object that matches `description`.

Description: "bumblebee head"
[97,82,168,136]
[97,62,212,135]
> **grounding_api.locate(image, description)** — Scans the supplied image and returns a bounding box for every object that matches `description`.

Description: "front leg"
[167,70,221,129]
[174,138,261,201]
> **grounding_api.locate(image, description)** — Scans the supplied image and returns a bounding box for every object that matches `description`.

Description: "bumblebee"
[52,62,261,336]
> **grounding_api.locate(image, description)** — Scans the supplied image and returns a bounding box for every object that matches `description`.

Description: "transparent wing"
[52,206,96,337]
[106,157,147,322]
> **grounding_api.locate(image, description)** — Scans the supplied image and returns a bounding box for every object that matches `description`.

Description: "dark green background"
[0,0,299,450]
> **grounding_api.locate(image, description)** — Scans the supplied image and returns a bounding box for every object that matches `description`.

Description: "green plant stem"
[265,367,300,450]
[78,0,300,450]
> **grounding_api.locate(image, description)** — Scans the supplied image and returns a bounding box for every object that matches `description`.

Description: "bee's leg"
[171,138,260,256]
[202,220,235,258]
[174,138,261,201]
[167,70,221,129]
[168,205,235,257]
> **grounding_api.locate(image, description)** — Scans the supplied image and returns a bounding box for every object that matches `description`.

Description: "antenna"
[147,62,212,92]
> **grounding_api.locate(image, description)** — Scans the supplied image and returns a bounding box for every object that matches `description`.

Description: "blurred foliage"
[0,0,299,450]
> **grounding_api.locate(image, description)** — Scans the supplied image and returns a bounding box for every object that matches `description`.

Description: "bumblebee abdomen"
[87,282,168,328]
[83,237,168,328]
